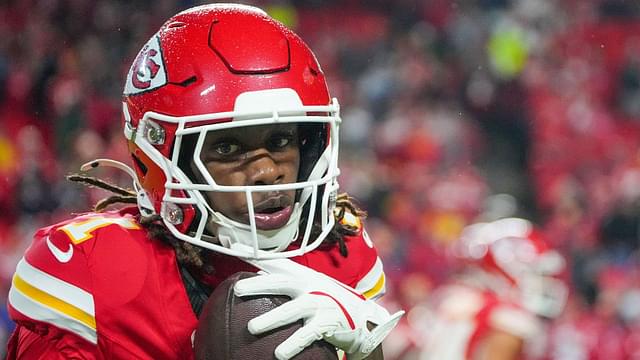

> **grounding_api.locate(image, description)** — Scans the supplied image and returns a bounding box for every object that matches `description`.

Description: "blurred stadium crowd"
[3,0,640,358]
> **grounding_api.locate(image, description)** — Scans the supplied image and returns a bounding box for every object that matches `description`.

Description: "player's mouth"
[250,195,294,230]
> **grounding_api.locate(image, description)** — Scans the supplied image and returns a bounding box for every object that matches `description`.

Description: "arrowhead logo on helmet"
[124,35,167,95]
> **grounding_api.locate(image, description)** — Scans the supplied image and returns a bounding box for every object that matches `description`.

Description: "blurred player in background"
[417,218,568,360]
[4,4,402,359]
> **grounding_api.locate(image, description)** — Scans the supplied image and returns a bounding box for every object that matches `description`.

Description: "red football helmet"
[455,218,568,318]
[114,4,340,258]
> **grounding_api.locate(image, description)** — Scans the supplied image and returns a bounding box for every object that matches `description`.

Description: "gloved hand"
[234,249,404,360]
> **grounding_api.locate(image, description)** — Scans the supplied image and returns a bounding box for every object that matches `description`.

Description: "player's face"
[199,124,300,230]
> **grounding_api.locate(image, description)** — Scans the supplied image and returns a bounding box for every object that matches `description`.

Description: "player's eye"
[212,141,240,156]
[268,132,296,151]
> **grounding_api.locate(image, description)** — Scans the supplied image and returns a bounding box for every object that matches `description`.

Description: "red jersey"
[5,207,385,359]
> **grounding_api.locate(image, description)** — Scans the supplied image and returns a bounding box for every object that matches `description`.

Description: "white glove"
[233,249,404,360]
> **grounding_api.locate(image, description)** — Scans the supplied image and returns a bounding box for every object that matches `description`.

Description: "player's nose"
[246,152,284,185]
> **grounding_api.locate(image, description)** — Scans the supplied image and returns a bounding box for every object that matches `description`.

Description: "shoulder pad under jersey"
[299,219,386,300]
[7,211,143,345]
[343,222,385,300]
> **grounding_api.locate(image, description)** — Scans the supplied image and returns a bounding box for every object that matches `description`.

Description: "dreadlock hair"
[68,174,366,267]
[67,175,138,210]
[67,174,204,267]
[313,193,367,257]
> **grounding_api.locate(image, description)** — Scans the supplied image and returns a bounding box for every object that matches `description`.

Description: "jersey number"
[59,216,140,244]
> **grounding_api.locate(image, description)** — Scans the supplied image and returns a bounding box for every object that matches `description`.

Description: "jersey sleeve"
[297,213,387,300]
[6,210,192,359]
[8,224,98,347]
[352,248,386,300]
[5,324,98,360]
[342,214,386,300]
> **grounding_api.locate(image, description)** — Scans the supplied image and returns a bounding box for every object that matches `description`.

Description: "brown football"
[194,271,338,360]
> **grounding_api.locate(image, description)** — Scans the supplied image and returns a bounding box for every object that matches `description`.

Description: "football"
[194,271,338,360]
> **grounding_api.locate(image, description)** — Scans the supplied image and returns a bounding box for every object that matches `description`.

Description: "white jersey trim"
[14,258,95,316]
[9,285,97,344]
[355,256,386,300]
[8,258,97,344]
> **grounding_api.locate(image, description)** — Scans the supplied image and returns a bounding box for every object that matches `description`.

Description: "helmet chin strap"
[202,200,302,252]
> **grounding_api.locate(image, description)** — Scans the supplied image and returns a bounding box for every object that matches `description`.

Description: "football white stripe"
[355,257,386,298]
[9,284,97,344]
[16,258,95,316]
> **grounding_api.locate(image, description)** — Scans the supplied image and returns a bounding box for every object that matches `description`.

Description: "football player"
[418,218,568,360]
[5,4,402,359]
